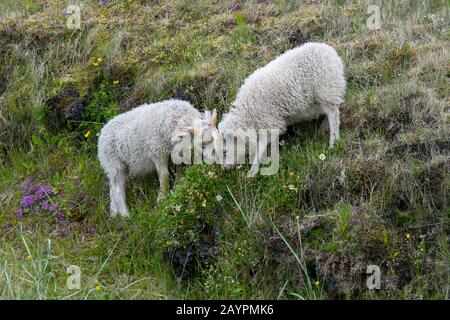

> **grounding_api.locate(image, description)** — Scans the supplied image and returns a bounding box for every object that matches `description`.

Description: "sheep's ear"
[209,109,217,127]
[184,126,202,136]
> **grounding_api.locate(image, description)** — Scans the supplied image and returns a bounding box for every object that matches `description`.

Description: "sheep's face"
[205,125,234,170]
[214,130,232,170]
[217,130,250,170]
[215,114,245,170]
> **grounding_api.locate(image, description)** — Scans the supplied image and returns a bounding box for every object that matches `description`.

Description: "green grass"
[0,0,449,299]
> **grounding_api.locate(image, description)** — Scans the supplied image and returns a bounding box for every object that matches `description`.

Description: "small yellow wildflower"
[95,285,101,292]
[202,199,207,207]
[92,62,99,67]
[113,80,119,85]
[208,171,216,178]
[314,280,320,287]
[84,130,91,138]
[288,171,294,177]
[26,255,32,261]
[405,233,412,239]
[97,57,102,63]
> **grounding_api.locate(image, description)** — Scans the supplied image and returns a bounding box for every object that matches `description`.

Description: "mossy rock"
[43,85,85,133]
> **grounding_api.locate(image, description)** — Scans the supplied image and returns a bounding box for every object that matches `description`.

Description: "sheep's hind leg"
[324,105,340,147]
[109,186,118,217]
[110,169,129,217]
[156,156,170,201]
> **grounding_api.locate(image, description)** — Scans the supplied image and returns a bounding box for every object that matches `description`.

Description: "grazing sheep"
[216,42,346,177]
[98,99,209,217]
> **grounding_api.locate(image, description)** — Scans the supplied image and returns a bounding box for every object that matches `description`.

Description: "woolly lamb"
[216,42,346,177]
[98,99,209,217]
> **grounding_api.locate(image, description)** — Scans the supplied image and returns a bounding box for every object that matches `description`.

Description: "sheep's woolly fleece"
[218,42,346,133]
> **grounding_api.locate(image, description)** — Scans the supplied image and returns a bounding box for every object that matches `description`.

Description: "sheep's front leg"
[247,139,268,178]
[325,105,340,147]
[157,156,170,200]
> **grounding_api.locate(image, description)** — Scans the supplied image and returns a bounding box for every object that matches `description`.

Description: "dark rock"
[44,85,84,133]
[166,221,220,279]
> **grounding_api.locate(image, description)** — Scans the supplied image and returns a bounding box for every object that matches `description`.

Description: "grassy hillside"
[0,0,448,299]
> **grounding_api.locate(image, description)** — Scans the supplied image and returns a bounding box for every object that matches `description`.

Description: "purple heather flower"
[72,247,81,254]
[15,208,24,218]
[40,201,49,210]
[231,3,242,12]
[49,204,58,212]
[89,226,96,235]
[99,0,108,5]
[56,211,66,222]
[20,195,36,208]
[35,185,52,200]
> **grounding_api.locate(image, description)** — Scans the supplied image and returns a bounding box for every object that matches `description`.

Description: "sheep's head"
[171,110,215,144]
[215,129,238,171]
[213,113,255,171]
[170,109,222,165]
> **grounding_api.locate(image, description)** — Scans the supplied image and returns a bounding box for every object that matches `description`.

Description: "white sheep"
[215,42,346,177]
[98,99,212,217]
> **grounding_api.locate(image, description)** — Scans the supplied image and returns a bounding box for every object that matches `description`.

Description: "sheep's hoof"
[157,193,168,202]
[111,212,129,218]
[246,169,259,179]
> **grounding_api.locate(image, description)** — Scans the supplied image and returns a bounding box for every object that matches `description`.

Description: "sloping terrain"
[0,0,448,299]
